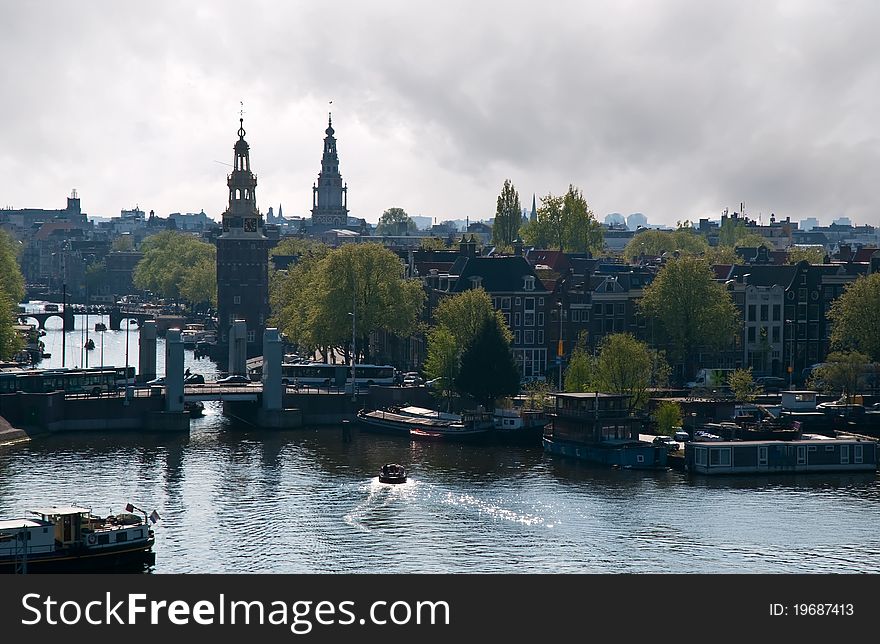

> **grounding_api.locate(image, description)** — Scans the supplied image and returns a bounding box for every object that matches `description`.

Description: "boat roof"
[690,438,870,447]
[0,518,49,530]
[30,505,91,516]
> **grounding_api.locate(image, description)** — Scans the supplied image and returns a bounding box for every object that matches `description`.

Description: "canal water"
[4,308,880,573]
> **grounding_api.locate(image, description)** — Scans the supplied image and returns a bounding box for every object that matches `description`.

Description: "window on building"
[524,330,534,345]
[760,305,768,321]
[515,330,521,345]
[772,327,780,343]
[525,297,535,310]
[748,305,756,321]
[233,295,241,305]
[748,327,755,342]
[538,330,544,344]
[773,304,781,321]
[515,312,521,327]
[247,330,256,342]
[502,297,511,309]
[572,310,580,322]
[524,312,534,326]
[515,297,521,306]
[616,303,624,316]
[537,312,544,326]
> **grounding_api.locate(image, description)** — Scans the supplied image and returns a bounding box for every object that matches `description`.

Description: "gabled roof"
[726,264,798,288]
[450,255,548,293]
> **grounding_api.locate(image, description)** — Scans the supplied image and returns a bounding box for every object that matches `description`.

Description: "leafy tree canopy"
[492,179,522,248]
[133,231,215,303]
[729,367,762,403]
[639,255,740,376]
[0,230,25,359]
[376,207,417,236]
[454,315,520,408]
[270,242,425,363]
[433,288,512,348]
[653,400,683,436]
[519,185,603,254]
[622,229,708,262]
[828,272,880,362]
[787,246,826,265]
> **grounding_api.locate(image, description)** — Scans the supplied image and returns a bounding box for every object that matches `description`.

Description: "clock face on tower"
[244,217,257,232]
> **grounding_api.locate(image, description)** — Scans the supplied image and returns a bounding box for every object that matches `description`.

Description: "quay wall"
[0,392,187,433]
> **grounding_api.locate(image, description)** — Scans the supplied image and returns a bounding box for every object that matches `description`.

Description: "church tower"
[310,113,349,227]
[216,117,269,352]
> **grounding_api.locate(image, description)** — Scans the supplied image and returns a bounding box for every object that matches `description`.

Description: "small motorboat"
[378,463,407,484]
[184,400,205,418]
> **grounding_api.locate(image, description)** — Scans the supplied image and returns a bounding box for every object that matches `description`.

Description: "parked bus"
[280,362,395,388]
[0,368,119,396]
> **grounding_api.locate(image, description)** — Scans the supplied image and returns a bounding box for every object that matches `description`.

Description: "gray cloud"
[1,0,878,227]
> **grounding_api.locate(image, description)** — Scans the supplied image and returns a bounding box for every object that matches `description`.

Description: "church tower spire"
[311,112,349,227]
[217,115,269,352]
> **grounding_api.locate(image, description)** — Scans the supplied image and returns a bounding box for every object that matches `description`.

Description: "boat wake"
[344,477,549,532]
[344,477,418,531]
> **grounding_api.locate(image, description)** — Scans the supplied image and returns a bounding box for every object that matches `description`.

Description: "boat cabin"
[781,391,818,411]
[549,393,639,443]
[0,517,55,558]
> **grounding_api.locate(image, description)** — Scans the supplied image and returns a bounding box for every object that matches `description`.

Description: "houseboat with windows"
[684,436,877,475]
[543,393,667,469]
[0,503,158,573]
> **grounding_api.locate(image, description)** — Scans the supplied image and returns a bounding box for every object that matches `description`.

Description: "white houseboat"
[0,503,158,573]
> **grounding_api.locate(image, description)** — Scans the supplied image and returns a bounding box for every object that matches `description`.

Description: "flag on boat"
[125,503,134,513]
[149,510,161,524]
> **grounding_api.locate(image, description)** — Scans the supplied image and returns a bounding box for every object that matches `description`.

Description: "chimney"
[513,238,523,256]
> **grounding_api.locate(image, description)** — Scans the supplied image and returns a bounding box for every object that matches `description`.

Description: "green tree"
[424,325,460,411]
[639,255,740,379]
[271,243,424,363]
[809,351,873,403]
[0,231,25,360]
[133,231,216,304]
[492,179,522,248]
[827,272,880,362]
[717,218,773,249]
[433,288,512,348]
[590,333,670,411]
[519,186,603,254]
[563,344,595,393]
[653,400,683,436]
[84,261,106,296]
[704,245,744,265]
[376,207,417,236]
[179,258,218,309]
[0,230,25,304]
[270,236,325,258]
[622,229,709,262]
[454,315,520,408]
[787,246,825,265]
[522,380,552,411]
[729,367,762,403]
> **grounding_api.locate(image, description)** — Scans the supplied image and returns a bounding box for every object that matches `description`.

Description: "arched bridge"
[18,306,157,331]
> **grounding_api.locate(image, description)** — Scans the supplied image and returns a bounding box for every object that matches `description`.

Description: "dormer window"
[470,276,482,289]
[523,276,535,291]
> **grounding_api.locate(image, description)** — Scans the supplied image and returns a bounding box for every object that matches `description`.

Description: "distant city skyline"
[3,2,880,229]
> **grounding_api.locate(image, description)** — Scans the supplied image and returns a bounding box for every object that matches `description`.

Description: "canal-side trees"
[270,243,424,364]
[424,288,517,409]
[729,367,761,403]
[519,185,603,254]
[808,351,874,403]
[492,179,522,250]
[133,231,216,308]
[0,230,25,359]
[563,332,668,412]
[639,255,740,381]
[455,315,520,409]
[827,272,880,362]
[653,400,683,436]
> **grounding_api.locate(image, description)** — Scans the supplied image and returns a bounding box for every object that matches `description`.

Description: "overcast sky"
[2,0,879,228]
